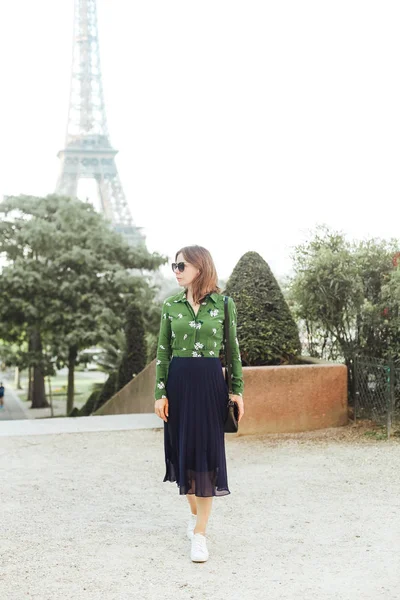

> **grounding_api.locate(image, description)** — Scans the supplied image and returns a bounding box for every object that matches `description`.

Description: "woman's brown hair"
[175,245,221,304]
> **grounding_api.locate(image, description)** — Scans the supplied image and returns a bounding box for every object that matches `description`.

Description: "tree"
[92,372,119,414]
[75,300,147,416]
[289,225,400,362]
[96,330,127,375]
[0,194,166,411]
[0,233,62,407]
[224,251,301,365]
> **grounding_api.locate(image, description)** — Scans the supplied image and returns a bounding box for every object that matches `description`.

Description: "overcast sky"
[0,1,399,281]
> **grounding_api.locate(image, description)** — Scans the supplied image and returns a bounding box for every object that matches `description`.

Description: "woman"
[154,245,244,563]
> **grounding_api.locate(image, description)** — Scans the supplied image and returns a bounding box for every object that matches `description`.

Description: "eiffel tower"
[56,0,144,247]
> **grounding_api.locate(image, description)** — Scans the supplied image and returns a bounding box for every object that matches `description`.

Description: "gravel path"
[0,423,399,600]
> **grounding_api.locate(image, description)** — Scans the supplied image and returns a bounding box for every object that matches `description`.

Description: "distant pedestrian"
[0,382,4,409]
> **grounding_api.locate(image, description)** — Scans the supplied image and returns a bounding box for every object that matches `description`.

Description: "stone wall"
[95,358,348,435]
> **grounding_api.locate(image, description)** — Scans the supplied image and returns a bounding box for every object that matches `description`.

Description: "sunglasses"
[171,262,187,273]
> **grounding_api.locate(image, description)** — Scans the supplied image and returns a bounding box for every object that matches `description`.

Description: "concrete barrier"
[95,358,348,435]
[94,360,157,416]
[237,362,348,435]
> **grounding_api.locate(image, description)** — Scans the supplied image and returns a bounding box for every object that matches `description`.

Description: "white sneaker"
[187,513,197,540]
[190,533,209,562]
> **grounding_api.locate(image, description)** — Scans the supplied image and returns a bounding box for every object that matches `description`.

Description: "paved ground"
[0,419,399,600]
[0,370,108,420]
[0,378,30,421]
[0,412,161,436]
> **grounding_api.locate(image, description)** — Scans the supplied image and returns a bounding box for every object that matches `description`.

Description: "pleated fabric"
[163,357,230,497]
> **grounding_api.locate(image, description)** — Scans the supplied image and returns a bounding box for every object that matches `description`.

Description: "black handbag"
[223,295,239,433]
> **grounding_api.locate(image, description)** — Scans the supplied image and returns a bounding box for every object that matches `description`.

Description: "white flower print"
[214,341,217,347]
[168,316,173,321]
[177,313,183,319]
[156,359,161,365]
[161,395,167,399]
[210,309,219,317]
[192,351,201,357]
[218,320,223,323]
[157,382,165,389]
[194,342,204,350]
[189,321,196,328]
[209,351,215,356]
[171,331,176,338]
[201,301,207,305]
[212,328,217,335]
[162,313,167,319]
[196,322,202,329]
[183,334,188,340]
[166,302,171,306]
[159,345,165,349]
[182,348,186,351]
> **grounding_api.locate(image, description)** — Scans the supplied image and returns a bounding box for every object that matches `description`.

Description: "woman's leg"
[186,493,197,515]
[193,497,213,535]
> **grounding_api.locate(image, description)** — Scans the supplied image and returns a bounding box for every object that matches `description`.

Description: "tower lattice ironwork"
[56,0,144,247]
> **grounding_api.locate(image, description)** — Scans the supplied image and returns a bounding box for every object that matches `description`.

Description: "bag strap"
[224,295,233,394]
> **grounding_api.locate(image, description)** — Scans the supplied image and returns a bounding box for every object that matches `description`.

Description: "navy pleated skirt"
[163,357,231,497]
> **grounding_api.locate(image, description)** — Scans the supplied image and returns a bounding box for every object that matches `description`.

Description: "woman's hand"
[154,398,169,422]
[230,394,244,422]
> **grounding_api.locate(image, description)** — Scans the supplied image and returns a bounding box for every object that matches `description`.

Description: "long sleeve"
[154,300,172,400]
[227,297,244,397]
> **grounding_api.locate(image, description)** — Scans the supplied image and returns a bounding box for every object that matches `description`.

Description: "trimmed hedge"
[74,302,147,416]
[92,371,118,413]
[117,302,146,390]
[69,388,100,417]
[224,251,301,365]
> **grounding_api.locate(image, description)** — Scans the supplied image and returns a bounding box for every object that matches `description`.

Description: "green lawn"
[17,371,107,407]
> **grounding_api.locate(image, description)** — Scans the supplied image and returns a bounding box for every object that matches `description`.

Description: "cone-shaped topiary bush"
[224,251,301,365]
[117,302,146,390]
[77,302,147,416]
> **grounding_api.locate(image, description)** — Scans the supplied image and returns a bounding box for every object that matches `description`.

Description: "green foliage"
[96,330,126,374]
[0,194,167,409]
[70,388,101,417]
[289,225,400,361]
[76,294,152,417]
[77,302,147,416]
[136,282,164,364]
[92,371,118,413]
[0,340,31,371]
[117,301,146,389]
[224,251,301,365]
[145,332,158,363]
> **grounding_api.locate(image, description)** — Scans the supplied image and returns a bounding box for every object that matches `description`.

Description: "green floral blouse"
[154,290,244,400]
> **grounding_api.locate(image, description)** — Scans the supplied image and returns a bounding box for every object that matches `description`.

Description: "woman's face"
[173,252,200,288]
